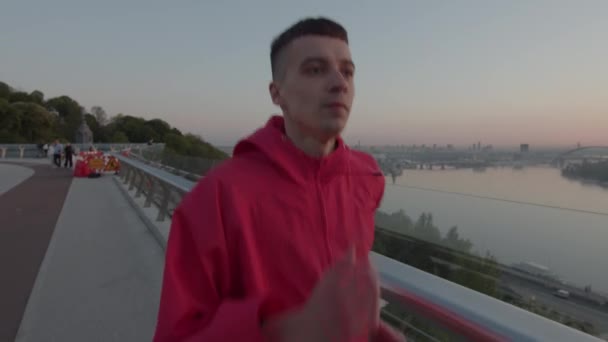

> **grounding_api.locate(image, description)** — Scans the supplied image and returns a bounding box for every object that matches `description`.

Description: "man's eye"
[343,69,354,78]
[306,66,323,75]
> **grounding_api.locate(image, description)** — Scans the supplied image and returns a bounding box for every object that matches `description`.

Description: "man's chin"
[320,120,346,138]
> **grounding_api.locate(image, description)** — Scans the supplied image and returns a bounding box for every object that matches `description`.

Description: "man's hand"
[263,246,380,342]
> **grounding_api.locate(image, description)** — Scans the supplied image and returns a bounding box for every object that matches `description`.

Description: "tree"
[111,131,129,143]
[0,98,20,131]
[373,210,503,339]
[108,114,147,142]
[374,210,499,295]
[164,132,189,152]
[412,213,442,243]
[0,80,228,161]
[30,90,44,104]
[0,82,10,99]
[46,95,84,140]
[443,226,473,252]
[0,98,23,143]
[144,118,172,141]
[84,113,106,142]
[9,91,32,103]
[11,102,54,142]
[90,106,108,126]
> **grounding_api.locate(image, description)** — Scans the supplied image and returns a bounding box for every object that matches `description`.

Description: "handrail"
[114,154,604,341]
[376,227,608,307]
[373,253,602,341]
[113,153,194,222]
[0,143,155,159]
[127,152,203,182]
[115,153,194,193]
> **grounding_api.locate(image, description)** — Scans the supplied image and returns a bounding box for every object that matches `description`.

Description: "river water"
[379,166,608,293]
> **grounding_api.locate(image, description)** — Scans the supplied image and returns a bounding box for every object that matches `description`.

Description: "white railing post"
[144,178,156,208]
[157,184,170,222]
[0,147,6,158]
[19,145,25,159]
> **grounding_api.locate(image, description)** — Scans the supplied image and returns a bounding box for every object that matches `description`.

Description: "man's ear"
[269,81,281,106]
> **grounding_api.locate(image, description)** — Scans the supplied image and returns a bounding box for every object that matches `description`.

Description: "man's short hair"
[270,17,348,80]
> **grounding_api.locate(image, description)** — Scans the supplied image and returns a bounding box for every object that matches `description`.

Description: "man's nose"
[328,69,349,93]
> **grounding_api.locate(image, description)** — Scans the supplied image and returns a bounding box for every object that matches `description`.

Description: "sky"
[1,0,607,148]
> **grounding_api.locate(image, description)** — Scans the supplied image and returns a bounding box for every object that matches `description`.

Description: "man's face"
[270,36,355,140]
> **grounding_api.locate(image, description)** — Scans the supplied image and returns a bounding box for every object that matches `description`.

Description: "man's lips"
[325,102,348,110]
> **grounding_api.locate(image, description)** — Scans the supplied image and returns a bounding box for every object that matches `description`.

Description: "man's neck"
[284,118,336,158]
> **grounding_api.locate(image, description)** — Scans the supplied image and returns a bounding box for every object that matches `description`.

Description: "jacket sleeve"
[153,178,266,342]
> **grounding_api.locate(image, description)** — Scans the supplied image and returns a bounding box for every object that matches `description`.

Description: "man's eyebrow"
[300,57,356,69]
[341,59,355,69]
[300,57,328,66]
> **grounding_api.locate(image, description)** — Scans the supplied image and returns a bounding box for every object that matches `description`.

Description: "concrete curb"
[112,176,168,250]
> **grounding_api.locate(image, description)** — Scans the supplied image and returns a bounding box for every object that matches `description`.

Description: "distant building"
[447,144,454,151]
[373,153,387,161]
[520,144,530,153]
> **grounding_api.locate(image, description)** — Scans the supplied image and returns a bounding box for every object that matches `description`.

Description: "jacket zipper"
[316,170,333,263]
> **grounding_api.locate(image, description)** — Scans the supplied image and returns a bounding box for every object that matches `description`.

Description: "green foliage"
[110,131,129,143]
[0,80,228,161]
[0,82,10,99]
[374,210,597,338]
[0,98,22,134]
[9,91,33,103]
[10,102,54,143]
[30,90,44,104]
[90,106,107,126]
[144,118,172,141]
[374,211,503,339]
[46,95,84,139]
[84,113,107,142]
[374,210,497,295]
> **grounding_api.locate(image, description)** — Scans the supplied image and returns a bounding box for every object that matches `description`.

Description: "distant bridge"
[552,146,608,165]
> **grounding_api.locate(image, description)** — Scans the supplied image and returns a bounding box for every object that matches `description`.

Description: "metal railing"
[112,153,604,342]
[131,145,222,179]
[115,154,193,222]
[126,152,204,182]
[374,253,602,341]
[0,143,155,159]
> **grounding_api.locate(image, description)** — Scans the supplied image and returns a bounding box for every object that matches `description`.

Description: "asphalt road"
[509,283,608,336]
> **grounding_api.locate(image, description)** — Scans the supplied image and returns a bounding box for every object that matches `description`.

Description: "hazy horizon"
[2,1,607,148]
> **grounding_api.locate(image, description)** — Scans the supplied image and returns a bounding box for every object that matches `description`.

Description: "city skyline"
[2,1,607,147]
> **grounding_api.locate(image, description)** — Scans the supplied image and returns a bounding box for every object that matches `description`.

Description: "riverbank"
[562,161,608,185]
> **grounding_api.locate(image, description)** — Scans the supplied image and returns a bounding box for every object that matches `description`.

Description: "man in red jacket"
[153,17,405,342]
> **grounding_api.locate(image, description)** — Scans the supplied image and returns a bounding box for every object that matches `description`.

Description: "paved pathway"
[0,163,73,342]
[0,164,34,195]
[0,162,164,341]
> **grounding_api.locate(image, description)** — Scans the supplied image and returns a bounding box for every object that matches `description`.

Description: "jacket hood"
[233,115,350,184]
